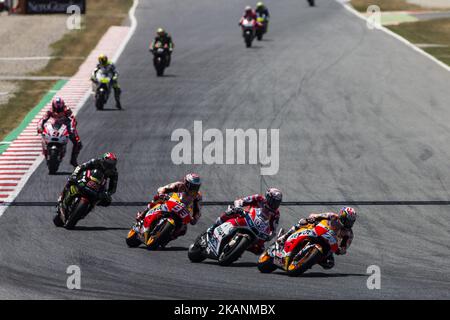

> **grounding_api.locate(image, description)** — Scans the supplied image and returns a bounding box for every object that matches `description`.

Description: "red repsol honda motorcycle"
[126,192,194,250]
[257,220,339,276]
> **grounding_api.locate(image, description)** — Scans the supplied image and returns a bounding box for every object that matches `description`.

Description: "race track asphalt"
[0,0,449,299]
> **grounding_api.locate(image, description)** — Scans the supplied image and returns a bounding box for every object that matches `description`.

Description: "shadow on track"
[50,171,72,176]
[137,246,188,251]
[73,226,129,231]
[272,271,367,278]
[203,261,258,268]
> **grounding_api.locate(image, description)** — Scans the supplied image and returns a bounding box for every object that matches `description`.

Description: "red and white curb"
[0,0,139,216]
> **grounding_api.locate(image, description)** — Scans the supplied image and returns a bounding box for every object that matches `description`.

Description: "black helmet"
[101,152,117,171]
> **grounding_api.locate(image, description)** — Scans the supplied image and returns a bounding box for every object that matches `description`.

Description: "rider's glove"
[158,193,170,201]
[37,128,43,134]
[233,199,244,208]
[69,174,78,184]
[136,211,145,221]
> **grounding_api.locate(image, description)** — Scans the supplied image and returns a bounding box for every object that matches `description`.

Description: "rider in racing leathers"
[135,173,202,245]
[57,152,119,210]
[149,28,174,67]
[255,2,270,19]
[206,188,283,254]
[255,2,270,31]
[277,207,357,269]
[239,5,257,24]
[91,54,122,109]
[37,97,82,167]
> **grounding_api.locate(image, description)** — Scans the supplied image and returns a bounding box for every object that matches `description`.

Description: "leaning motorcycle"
[188,206,272,266]
[152,41,169,77]
[94,68,112,110]
[241,18,256,48]
[255,14,268,41]
[41,119,69,174]
[126,192,193,250]
[257,220,339,276]
[53,169,109,229]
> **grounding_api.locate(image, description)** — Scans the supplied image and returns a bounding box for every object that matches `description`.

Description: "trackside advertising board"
[26,0,86,14]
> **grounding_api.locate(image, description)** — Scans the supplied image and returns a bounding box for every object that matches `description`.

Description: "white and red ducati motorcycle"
[41,118,69,174]
[188,206,272,266]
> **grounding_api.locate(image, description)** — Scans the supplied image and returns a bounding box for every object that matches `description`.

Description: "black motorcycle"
[152,42,169,77]
[53,169,109,229]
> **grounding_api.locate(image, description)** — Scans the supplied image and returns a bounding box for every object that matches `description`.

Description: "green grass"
[388,18,450,66]
[351,0,424,12]
[0,0,133,141]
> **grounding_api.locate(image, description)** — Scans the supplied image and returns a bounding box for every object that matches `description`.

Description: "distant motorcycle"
[94,68,112,110]
[255,14,268,41]
[152,41,169,77]
[188,206,272,266]
[241,18,256,48]
[257,220,339,276]
[41,119,69,174]
[53,169,109,229]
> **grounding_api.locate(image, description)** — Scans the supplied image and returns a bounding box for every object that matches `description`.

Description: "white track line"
[0,0,140,216]
[337,0,450,72]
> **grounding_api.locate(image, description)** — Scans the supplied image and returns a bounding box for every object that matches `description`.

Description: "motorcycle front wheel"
[64,199,89,230]
[286,245,322,277]
[48,148,60,174]
[146,219,175,250]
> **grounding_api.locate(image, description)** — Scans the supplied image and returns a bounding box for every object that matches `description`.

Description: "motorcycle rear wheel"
[48,149,60,174]
[53,213,64,227]
[257,252,277,273]
[126,229,141,247]
[218,235,250,266]
[188,233,207,263]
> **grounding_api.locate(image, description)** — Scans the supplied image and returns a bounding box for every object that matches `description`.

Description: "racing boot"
[206,217,222,236]
[114,87,122,110]
[318,254,335,270]
[166,51,172,67]
[70,151,79,168]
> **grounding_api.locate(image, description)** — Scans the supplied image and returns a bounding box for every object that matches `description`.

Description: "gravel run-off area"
[0,13,69,106]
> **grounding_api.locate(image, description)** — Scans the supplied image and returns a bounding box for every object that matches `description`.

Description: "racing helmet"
[339,207,357,229]
[244,5,252,14]
[265,188,282,211]
[184,173,201,193]
[101,152,117,171]
[98,54,108,66]
[256,2,264,9]
[51,97,66,114]
[157,27,165,37]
